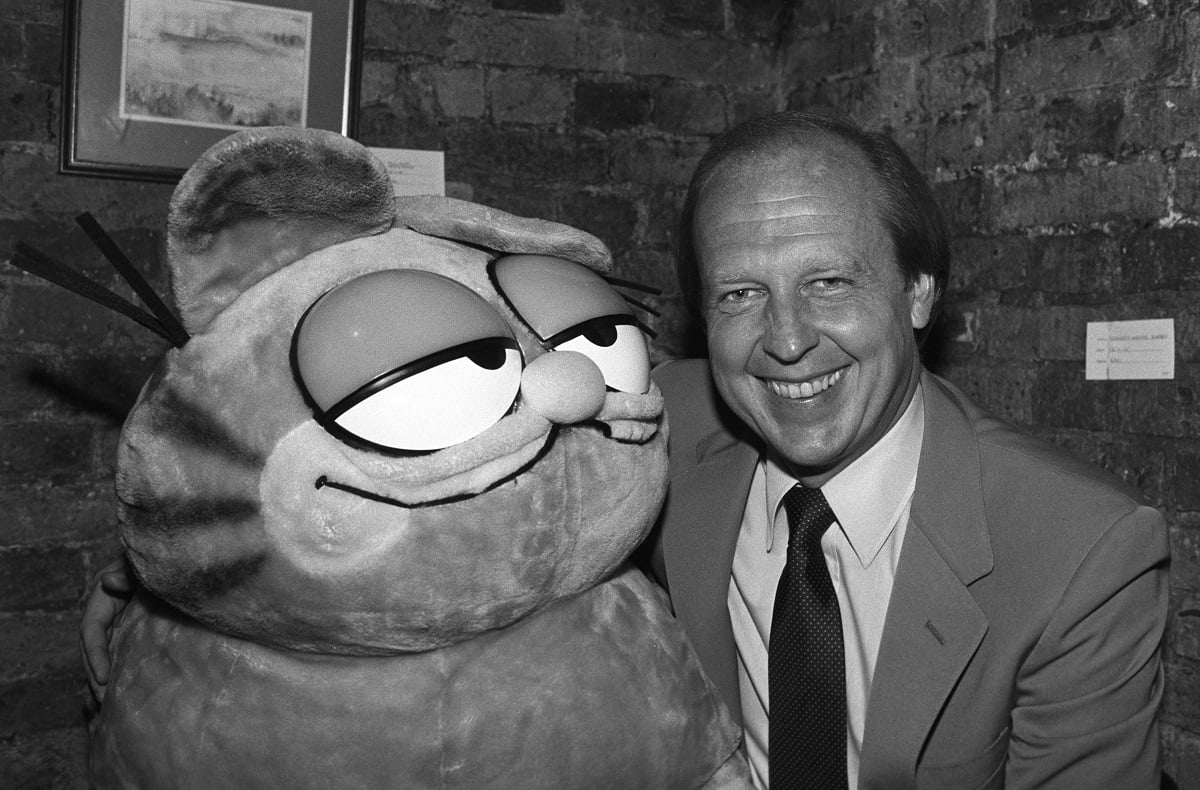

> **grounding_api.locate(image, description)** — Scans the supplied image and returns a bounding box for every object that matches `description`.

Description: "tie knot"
[782,484,835,549]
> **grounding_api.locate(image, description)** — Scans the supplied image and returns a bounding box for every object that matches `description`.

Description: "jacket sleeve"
[1005,503,1169,789]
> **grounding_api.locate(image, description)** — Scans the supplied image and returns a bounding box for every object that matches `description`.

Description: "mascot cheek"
[256,421,575,651]
[260,423,412,574]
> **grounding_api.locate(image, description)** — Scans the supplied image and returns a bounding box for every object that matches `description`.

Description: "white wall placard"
[368,147,445,197]
[1085,318,1174,381]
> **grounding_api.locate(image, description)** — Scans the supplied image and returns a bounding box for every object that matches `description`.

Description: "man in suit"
[647,110,1169,789]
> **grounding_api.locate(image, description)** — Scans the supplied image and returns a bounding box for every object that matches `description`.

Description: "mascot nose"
[519,350,606,425]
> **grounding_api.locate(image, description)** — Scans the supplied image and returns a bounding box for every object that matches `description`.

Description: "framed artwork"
[61,0,365,182]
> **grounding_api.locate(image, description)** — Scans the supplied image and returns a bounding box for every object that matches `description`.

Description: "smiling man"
[648,111,1169,789]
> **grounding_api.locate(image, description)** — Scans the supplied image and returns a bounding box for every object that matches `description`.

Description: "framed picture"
[61,0,365,182]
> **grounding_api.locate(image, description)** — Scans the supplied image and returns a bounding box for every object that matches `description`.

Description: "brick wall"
[780,0,1200,786]
[4,0,1199,786]
[1,0,179,784]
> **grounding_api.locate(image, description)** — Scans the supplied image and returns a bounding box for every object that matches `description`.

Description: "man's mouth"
[767,368,845,399]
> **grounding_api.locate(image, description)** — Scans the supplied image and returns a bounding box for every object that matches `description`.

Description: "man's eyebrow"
[784,255,875,278]
[838,258,874,275]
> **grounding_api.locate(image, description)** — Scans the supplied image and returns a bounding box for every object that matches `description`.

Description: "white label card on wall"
[1085,318,1174,381]
[368,147,445,197]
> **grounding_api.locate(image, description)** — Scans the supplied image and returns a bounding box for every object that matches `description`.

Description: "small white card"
[368,147,445,197]
[1085,318,1175,380]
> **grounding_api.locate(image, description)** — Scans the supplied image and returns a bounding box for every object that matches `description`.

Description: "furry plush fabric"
[93,570,733,788]
[168,128,396,333]
[91,128,748,788]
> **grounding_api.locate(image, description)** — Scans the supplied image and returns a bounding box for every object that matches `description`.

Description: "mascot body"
[79,129,747,788]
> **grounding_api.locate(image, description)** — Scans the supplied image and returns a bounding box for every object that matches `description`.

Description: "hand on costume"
[80,556,136,701]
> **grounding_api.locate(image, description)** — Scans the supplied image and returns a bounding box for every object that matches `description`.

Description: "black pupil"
[582,322,618,347]
[468,345,508,370]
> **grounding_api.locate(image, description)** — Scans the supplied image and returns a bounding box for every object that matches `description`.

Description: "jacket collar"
[909,370,993,585]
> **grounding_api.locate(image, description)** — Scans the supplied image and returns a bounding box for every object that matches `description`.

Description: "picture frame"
[61,0,365,182]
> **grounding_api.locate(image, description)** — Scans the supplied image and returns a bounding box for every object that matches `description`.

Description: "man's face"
[694,137,935,486]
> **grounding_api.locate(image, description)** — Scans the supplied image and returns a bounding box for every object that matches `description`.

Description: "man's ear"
[909,272,936,330]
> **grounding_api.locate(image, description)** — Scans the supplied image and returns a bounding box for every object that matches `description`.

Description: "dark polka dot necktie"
[769,484,848,789]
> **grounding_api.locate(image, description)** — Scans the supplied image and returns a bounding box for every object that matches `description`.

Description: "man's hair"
[675,111,950,333]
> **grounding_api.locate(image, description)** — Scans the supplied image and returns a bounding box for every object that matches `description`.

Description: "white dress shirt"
[728,385,925,789]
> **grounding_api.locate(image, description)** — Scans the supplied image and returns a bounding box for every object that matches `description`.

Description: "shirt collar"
[762,382,925,567]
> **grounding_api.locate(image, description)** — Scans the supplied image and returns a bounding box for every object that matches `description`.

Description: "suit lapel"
[662,432,758,725]
[859,373,993,789]
[858,529,988,789]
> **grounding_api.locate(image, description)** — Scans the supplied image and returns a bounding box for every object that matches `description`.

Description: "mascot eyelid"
[292,335,525,454]
[291,268,525,452]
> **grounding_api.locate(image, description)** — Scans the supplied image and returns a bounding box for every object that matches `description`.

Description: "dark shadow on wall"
[23,358,155,426]
[676,312,708,360]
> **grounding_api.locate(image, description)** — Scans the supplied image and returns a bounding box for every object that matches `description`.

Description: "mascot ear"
[394,196,613,274]
[167,127,395,334]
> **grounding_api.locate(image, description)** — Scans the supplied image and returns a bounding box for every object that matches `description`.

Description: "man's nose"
[762,297,819,362]
[518,350,606,425]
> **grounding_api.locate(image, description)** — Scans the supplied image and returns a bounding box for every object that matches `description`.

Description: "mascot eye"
[549,319,650,395]
[491,254,651,394]
[293,269,522,452]
[328,342,522,451]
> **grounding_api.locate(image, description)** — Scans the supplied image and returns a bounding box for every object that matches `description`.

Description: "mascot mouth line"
[313,474,480,509]
[312,422,569,508]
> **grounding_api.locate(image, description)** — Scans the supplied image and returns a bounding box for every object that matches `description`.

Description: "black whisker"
[603,274,662,295]
[75,213,191,348]
[10,243,176,344]
[635,319,658,340]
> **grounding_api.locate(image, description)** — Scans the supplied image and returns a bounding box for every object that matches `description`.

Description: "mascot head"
[75,127,666,654]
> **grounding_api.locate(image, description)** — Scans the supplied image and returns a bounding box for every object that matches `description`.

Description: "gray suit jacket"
[647,359,1168,790]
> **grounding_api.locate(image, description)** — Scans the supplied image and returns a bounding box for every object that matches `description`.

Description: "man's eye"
[720,288,757,303]
[811,278,850,292]
[710,288,762,315]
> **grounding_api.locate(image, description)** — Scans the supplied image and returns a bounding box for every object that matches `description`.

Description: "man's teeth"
[769,369,844,399]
